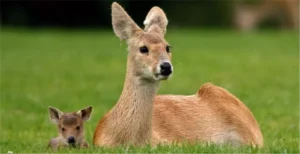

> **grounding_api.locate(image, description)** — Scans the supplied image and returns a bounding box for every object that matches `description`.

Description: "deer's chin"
[154,74,170,81]
[68,143,76,147]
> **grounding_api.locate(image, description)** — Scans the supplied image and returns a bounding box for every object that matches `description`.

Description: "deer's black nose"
[160,62,172,76]
[67,136,75,144]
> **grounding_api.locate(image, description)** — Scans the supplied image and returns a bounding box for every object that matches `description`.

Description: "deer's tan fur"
[48,106,92,150]
[93,2,263,148]
[152,83,263,146]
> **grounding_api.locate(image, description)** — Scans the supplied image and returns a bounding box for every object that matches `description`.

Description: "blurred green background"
[0,29,300,153]
[0,0,299,153]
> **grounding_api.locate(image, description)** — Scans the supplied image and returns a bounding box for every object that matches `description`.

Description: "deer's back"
[152,83,263,147]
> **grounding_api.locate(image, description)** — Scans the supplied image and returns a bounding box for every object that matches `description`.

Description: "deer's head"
[112,2,172,82]
[48,106,92,146]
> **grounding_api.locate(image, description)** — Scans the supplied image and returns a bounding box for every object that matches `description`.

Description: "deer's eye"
[76,126,80,130]
[166,46,171,53]
[139,46,149,54]
[61,128,65,131]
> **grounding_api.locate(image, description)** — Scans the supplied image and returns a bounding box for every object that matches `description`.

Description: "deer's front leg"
[80,140,89,148]
[48,138,60,150]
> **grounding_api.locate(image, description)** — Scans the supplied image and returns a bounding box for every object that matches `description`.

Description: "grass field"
[0,28,299,153]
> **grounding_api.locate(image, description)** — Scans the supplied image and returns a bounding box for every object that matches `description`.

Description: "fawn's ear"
[48,106,64,124]
[77,106,92,122]
[112,2,141,40]
[143,6,168,36]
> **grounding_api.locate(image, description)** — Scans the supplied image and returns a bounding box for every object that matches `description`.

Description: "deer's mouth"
[69,142,76,147]
[155,73,170,80]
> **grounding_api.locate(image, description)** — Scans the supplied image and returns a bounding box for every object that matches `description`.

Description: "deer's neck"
[105,65,159,145]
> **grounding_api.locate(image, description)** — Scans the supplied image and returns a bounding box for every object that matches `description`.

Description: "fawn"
[48,106,92,149]
[93,2,263,147]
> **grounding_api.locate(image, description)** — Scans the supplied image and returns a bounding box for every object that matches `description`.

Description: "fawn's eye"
[166,46,171,53]
[61,128,65,131]
[139,46,149,54]
[76,126,80,130]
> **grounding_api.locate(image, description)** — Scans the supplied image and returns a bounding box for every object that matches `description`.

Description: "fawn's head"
[112,2,172,81]
[48,106,92,145]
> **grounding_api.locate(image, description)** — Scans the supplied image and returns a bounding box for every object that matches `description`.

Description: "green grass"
[0,28,299,153]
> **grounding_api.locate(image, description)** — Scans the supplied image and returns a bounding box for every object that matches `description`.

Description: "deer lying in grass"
[48,106,92,149]
[93,2,263,148]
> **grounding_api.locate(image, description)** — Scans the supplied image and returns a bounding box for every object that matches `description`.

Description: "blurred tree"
[161,0,233,28]
[1,0,287,29]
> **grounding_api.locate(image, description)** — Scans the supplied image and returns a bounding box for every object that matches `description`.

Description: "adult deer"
[93,2,263,147]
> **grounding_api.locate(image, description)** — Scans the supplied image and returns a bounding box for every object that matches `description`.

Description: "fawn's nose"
[67,136,75,144]
[160,62,172,76]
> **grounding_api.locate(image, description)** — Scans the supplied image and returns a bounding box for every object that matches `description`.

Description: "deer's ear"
[48,106,63,124]
[77,106,92,122]
[143,6,168,36]
[112,2,141,40]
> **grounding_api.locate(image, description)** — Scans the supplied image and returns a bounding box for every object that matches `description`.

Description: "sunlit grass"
[0,28,298,153]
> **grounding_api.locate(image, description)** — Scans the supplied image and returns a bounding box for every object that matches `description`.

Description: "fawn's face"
[57,113,84,145]
[48,106,92,145]
[112,3,172,81]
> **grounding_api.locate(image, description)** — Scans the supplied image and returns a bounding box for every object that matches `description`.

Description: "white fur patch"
[143,13,154,27]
